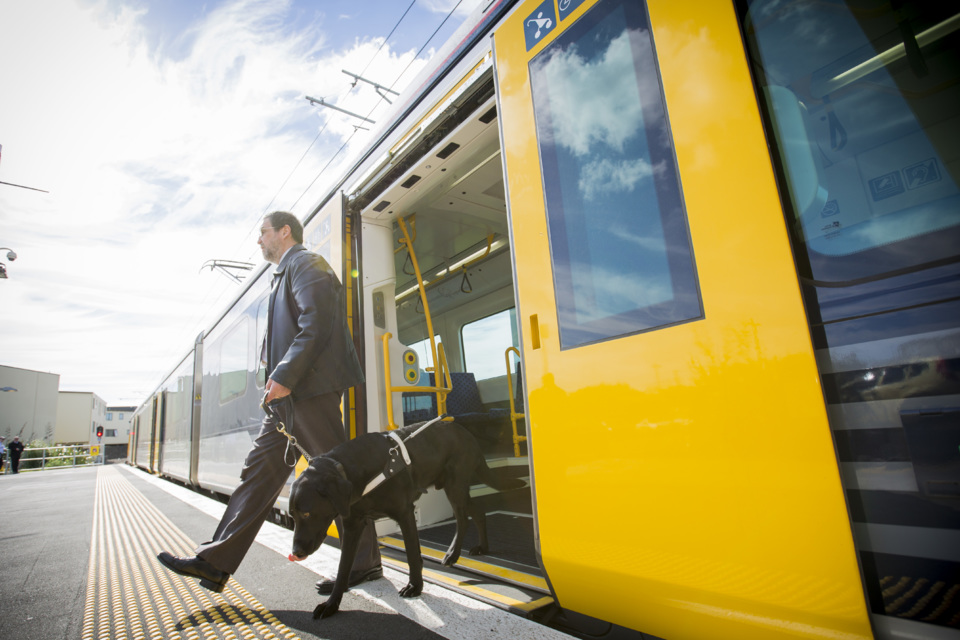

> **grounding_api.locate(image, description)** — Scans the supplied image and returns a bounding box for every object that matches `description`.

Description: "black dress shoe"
[157,551,230,593]
[316,565,383,595]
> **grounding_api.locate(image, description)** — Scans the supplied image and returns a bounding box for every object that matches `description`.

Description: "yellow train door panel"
[494,0,873,638]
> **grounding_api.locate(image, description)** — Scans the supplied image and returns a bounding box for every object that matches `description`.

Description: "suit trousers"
[195,391,381,574]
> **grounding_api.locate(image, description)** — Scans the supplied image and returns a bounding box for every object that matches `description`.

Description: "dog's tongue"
[288,553,305,562]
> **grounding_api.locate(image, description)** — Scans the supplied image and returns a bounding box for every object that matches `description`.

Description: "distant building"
[104,405,135,446]
[0,365,60,443]
[56,391,107,444]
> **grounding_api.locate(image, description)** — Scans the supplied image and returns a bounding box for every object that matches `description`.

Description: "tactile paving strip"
[80,466,301,640]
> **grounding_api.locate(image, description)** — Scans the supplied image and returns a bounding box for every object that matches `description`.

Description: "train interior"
[353,70,543,587]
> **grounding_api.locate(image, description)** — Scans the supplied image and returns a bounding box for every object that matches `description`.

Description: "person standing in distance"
[158,211,382,594]
[7,436,24,474]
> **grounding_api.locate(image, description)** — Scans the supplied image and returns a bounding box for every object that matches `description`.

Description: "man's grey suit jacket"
[266,244,364,400]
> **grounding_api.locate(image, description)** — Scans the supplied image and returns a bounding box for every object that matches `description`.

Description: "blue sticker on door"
[524,0,556,51]
[558,0,587,20]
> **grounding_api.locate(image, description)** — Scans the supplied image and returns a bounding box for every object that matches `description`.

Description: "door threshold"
[378,540,554,617]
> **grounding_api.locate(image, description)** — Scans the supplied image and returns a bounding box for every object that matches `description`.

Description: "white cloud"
[579,157,656,201]
[533,29,644,157]
[0,0,435,404]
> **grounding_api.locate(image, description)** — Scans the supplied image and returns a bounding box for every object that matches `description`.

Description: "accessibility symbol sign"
[559,0,588,21]
[524,0,556,51]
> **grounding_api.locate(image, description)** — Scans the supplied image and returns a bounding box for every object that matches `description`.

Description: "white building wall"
[0,365,60,443]
[56,392,107,444]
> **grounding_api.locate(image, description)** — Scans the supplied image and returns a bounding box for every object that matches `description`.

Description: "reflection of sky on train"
[0,0,482,403]
[531,19,674,329]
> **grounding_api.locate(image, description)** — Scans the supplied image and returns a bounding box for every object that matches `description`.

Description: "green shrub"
[19,441,94,470]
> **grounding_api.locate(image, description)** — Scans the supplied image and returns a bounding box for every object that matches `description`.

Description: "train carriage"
[129,1,960,638]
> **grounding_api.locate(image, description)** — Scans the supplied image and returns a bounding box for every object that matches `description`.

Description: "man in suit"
[8,436,24,473]
[158,211,381,594]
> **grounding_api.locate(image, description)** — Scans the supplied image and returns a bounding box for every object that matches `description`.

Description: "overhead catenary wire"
[287,0,466,212]
[175,1,459,355]
[235,0,422,258]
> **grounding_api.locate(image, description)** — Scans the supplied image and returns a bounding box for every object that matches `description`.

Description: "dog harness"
[361,415,446,497]
[261,395,447,495]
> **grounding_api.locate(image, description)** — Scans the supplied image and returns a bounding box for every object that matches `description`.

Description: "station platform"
[0,463,574,640]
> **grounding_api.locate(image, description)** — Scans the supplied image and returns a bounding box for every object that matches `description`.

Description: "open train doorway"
[351,67,542,591]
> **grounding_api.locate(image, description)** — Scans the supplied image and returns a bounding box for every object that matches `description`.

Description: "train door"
[355,57,542,589]
[740,2,960,638]
[302,191,366,446]
[153,392,164,472]
[495,0,872,638]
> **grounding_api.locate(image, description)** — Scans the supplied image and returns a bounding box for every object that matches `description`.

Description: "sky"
[0,0,484,405]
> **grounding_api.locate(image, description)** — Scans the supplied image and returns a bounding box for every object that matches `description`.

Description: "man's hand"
[265,379,292,404]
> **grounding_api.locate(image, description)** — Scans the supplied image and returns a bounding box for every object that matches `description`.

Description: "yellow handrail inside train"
[383,216,456,429]
[381,332,453,430]
[505,346,527,457]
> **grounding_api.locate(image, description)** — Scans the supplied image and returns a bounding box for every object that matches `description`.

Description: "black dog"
[287,419,522,619]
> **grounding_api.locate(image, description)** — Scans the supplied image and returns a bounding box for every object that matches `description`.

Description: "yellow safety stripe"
[80,466,300,640]
[379,535,550,594]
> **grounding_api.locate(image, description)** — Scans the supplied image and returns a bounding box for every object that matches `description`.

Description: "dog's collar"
[332,460,349,482]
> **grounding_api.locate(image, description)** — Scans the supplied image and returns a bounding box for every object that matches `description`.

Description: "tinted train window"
[462,308,518,381]
[529,0,701,349]
[741,0,960,283]
[219,317,249,404]
[408,335,443,370]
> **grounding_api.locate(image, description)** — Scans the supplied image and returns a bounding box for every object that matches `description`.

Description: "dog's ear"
[329,474,352,517]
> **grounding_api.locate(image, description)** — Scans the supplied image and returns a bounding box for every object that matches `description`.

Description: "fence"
[7,444,104,473]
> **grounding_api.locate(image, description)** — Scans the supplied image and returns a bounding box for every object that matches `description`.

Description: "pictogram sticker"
[559,0,588,21]
[524,0,556,51]
[869,171,905,201]
[904,158,941,190]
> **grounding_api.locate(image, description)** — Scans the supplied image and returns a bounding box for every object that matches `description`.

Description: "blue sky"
[0,0,483,404]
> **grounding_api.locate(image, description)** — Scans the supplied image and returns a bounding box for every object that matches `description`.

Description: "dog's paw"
[467,544,487,556]
[313,597,341,620]
[399,582,423,598]
[441,552,460,567]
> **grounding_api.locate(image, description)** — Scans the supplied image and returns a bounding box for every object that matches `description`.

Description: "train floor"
[0,463,573,640]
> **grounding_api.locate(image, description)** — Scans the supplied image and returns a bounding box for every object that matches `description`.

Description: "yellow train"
[130,0,960,638]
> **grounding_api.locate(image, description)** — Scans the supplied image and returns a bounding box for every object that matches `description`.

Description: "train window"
[408,335,443,371]
[529,0,701,349]
[462,308,519,381]
[219,317,249,404]
[740,0,960,283]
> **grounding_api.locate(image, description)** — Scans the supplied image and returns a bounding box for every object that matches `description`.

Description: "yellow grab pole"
[382,332,398,430]
[505,346,527,457]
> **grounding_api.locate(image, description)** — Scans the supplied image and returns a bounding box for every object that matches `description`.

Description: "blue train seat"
[401,372,509,433]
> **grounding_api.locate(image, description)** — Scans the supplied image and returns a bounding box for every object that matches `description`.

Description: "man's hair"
[265,211,304,244]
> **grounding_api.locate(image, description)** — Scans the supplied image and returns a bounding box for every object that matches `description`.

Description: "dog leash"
[362,414,447,497]
[261,395,312,466]
[261,397,446,484]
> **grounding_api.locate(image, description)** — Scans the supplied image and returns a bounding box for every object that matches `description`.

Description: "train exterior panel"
[132,395,156,472]
[497,0,869,637]
[158,352,196,484]
[196,279,269,497]
[128,1,960,638]
[740,1,960,637]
